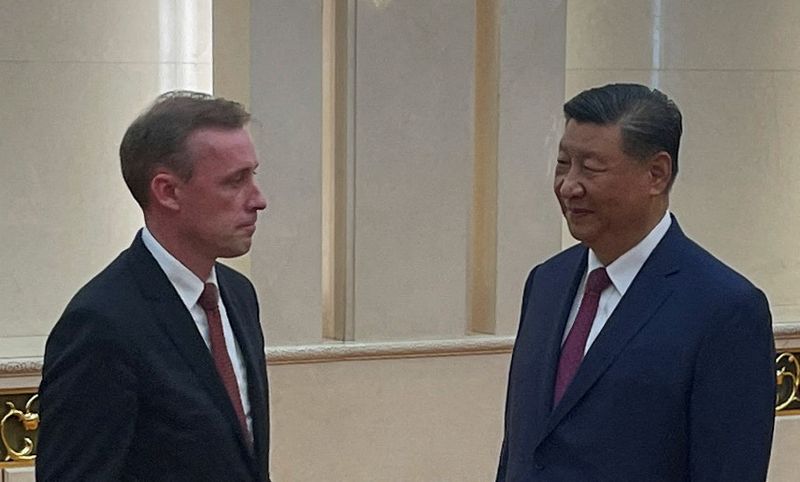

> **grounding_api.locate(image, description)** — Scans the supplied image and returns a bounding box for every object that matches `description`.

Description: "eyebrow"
[223,164,257,180]
[232,161,259,173]
[558,143,601,158]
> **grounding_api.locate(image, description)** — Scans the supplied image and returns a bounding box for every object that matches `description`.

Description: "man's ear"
[648,151,672,195]
[149,170,182,211]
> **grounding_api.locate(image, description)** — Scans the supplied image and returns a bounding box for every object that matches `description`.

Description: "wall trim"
[0,336,515,376]
[3,322,800,375]
[774,322,800,340]
[267,335,515,365]
[0,359,41,378]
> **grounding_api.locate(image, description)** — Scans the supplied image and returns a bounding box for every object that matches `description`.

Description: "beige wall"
[495,0,566,336]
[0,0,212,345]
[771,415,800,482]
[248,0,325,345]
[249,0,565,345]
[565,0,800,323]
[2,353,798,482]
[1,466,36,482]
[268,353,509,482]
[352,0,474,340]
[268,354,800,482]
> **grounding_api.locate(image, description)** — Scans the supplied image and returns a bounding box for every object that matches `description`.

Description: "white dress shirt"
[562,211,672,354]
[141,227,252,432]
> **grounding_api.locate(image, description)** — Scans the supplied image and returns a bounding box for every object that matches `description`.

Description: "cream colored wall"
[352,0,474,340]
[1,466,36,482]
[237,0,319,343]
[0,0,564,346]
[2,353,798,482]
[565,0,800,323]
[244,2,565,479]
[248,0,325,345]
[267,353,509,482]
[495,0,566,336]
[771,415,800,482]
[249,0,565,345]
[0,0,212,346]
[268,352,800,482]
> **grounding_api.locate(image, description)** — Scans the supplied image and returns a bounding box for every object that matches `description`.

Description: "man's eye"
[227,175,245,185]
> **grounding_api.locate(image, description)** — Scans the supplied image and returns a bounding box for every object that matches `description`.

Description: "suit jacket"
[497,218,775,482]
[37,232,270,481]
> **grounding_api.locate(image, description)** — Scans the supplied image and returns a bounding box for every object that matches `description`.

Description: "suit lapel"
[218,272,266,464]
[507,245,587,453]
[530,248,587,416]
[125,234,255,460]
[538,222,684,445]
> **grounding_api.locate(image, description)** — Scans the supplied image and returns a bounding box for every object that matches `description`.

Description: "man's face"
[554,120,660,261]
[174,127,267,262]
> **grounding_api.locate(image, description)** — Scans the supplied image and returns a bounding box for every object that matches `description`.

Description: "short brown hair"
[120,90,251,208]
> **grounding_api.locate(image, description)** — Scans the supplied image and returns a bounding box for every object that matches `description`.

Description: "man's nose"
[558,169,584,199]
[251,184,268,211]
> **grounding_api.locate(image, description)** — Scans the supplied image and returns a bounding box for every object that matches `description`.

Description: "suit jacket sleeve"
[688,288,775,481]
[497,268,537,482]
[37,308,138,482]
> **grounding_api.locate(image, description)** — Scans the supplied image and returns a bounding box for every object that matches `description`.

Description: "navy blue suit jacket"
[497,218,775,481]
[38,233,270,481]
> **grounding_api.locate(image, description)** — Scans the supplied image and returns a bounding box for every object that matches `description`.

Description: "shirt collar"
[587,211,671,296]
[140,226,218,309]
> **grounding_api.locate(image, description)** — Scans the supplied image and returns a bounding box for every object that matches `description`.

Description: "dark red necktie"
[553,267,611,406]
[198,283,250,440]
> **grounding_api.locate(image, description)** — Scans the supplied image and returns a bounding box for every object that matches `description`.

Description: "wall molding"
[0,359,41,379]
[774,322,800,340]
[0,336,515,376]
[267,336,515,365]
[3,322,800,375]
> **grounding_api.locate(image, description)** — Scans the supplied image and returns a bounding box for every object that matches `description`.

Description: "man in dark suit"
[497,83,775,481]
[37,91,270,481]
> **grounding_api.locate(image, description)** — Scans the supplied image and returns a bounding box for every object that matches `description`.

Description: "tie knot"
[198,283,219,312]
[585,267,611,295]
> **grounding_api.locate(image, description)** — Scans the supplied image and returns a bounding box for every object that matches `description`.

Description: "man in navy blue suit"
[38,92,270,481]
[497,83,775,481]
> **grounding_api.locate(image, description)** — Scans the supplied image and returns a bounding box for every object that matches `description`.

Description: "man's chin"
[218,241,253,259]
[565,223,592,244]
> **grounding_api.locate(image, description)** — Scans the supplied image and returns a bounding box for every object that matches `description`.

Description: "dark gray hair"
[564,83,682,186]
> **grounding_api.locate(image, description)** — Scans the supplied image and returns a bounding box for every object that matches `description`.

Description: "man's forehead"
[559,121,621,151]
[186,128,254,156]
[187,126,250,144]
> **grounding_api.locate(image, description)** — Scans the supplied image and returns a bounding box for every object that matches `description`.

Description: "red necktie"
[198,283,250,440]
[553,267,611,406]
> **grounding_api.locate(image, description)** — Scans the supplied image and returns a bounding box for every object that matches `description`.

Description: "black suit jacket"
[497,218,775,481]
[37,232,270,481]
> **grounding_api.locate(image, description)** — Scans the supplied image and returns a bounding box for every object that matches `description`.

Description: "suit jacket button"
[534,463,544,470]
